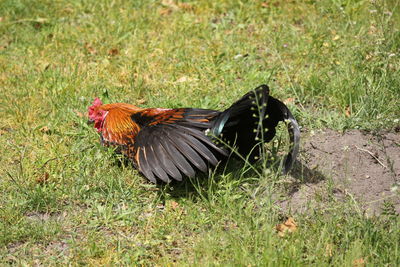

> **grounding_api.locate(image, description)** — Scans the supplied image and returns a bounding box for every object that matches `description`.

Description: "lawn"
[0,0,399,265]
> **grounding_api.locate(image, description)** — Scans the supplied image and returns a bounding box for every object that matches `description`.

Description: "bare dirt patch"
[281,129,400,215]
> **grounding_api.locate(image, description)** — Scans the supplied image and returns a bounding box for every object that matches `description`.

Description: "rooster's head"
[88,98,107,132]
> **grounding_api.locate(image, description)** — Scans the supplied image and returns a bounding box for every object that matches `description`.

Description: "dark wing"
[132,108,228,183]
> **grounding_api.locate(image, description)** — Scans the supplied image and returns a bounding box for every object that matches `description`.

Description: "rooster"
[88,84,300,183]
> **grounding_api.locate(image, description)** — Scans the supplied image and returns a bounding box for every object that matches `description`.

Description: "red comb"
[92,98,103,106]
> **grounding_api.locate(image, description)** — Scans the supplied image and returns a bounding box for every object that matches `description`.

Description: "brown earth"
[280,129,400,215]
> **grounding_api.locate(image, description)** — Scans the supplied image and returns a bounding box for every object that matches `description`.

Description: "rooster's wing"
[102,107,227,183]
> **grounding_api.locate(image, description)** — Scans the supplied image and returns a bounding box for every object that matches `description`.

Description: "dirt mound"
[280,129,400,215]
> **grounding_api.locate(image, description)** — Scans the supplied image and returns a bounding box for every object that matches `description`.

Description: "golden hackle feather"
[100,103,142,145]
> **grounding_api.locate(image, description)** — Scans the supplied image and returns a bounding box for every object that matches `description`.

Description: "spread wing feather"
[152,137,183,181]
[168,130,208,173]
[144,135,171,183]
[132,110,226,182]
[161,132,196,178]
[137,147,156,183]
[178,126,228,156]
[177,130,219,166]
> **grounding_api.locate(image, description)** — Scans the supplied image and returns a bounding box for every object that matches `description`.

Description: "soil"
[280,129,400,215]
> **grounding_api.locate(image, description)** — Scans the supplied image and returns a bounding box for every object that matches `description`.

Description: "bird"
[88,84,300,183]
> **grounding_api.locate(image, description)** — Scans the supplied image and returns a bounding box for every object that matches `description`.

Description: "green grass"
[1,0,399,265]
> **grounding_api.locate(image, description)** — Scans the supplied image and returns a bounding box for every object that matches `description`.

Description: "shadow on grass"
[111,140,327,202]
[152,158,258,201]
[153,157,328,202]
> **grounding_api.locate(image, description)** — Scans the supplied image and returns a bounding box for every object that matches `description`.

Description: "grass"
[1,0,399,265]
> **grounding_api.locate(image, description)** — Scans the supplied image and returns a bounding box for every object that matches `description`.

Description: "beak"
[87,119,94,124]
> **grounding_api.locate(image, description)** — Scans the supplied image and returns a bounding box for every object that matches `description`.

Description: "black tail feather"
[211,84,300,174]
[267,97,300,174]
